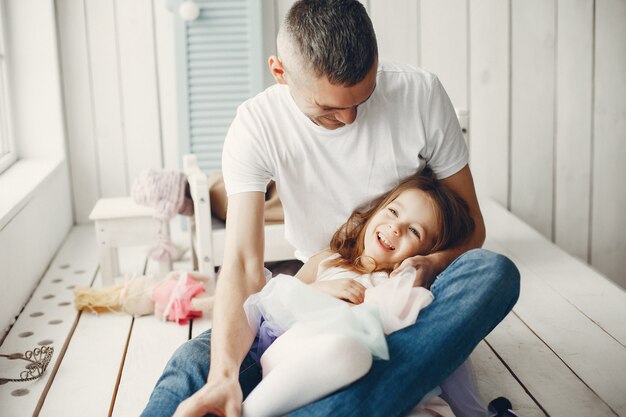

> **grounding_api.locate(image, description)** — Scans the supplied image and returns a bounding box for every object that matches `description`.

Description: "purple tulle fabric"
[439,360,490,417]
[249,317,284,366]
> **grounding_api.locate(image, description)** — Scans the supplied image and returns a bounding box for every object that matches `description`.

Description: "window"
[0,0,15,174]
[176,0,264,173]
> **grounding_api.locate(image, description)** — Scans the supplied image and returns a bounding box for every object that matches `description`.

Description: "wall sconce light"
[179,0,200,21]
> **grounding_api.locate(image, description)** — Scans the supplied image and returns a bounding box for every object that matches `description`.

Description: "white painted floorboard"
[111,257,191,417]
[486,312,615,417]
[471,340,545,417]
[483,200,626,415]
[482,199,626,346]
[38,247,145,417]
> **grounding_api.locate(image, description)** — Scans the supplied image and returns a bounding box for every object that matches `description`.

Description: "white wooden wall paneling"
[369,0,420,68]
[5,0,66,160]
[554,0,594,262]
[115,0,163,187]
[510,0,556,239]
[56,0,99,224]
[84,0,128,198]
[591,0,626,287]
[154,0,181,171]
[468,0,510,206]
[261,0,278,89]
[419,0,467,110]
[38,247,146,417]
[275,0,295,37]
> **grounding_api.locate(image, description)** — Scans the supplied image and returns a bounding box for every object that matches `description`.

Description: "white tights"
[242,324,373,417]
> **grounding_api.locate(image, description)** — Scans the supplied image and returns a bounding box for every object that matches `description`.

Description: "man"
[142,1,520,416]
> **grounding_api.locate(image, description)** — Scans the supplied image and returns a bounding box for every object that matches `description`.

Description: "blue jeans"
[141,249,520,417]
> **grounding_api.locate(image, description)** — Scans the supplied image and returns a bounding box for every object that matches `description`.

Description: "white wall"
[57,0,626,288]
[0,163,72,335]
[56,0,167,223]
[0,0,73,334]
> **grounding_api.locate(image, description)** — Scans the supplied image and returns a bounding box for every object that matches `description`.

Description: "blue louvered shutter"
[176,0,263,173]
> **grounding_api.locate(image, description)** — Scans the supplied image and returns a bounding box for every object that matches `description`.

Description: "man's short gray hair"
[278,0,378,86]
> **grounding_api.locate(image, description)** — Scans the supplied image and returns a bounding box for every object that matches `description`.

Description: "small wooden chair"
[183,154,295,282]
[89,197,172,286]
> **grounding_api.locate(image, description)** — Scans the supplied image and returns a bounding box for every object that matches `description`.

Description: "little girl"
[242,168,478,417]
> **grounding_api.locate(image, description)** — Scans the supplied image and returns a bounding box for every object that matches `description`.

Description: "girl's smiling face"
[362,189,440,269]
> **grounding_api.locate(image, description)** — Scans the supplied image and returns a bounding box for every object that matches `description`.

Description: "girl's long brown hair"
[326,167,475,274]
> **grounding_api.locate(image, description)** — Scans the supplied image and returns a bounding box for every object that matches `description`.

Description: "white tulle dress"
[243,253,464,417]
[244,253,434,358]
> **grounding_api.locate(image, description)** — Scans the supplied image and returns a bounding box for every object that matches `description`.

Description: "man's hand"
[173,376,242,417]
[311,279,366,304]
[390,254,445,289]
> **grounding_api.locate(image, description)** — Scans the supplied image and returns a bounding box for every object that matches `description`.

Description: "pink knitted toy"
[131,169,187,261]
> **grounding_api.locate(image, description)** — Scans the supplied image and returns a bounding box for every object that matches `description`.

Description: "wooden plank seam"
[108,318,136,417]
[483,332,546,415]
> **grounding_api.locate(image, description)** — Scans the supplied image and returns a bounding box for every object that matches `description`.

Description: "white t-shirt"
[222,61,468,261]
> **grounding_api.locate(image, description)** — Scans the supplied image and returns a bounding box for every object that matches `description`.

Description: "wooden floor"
[1,199,625,417]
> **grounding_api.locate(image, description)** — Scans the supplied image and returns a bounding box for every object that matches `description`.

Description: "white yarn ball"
[179,0,200,21]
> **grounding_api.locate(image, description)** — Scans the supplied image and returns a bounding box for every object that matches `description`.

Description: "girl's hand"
[310,279,366,304]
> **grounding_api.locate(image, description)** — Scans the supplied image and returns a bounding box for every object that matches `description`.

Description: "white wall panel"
[261,0,278,89]
[85,0,128,197]
[116,0,163,187]
[592,0,626,286]
[154,0,179,171]
[369,0,420,68]
[56,0,99,223]
[469,0,510,206]
[0,163,72,335]
[275,0,295,28]
[510,0,555,238]
[419,0,468,109]
[6,0,66,160]
[554,0,593,261]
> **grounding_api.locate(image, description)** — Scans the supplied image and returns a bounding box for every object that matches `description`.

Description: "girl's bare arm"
[295,250,366,304]
[294,249,333,284]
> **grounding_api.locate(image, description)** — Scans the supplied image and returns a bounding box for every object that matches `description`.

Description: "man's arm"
[391,164,485,287]
[211,191,267,375]
[174,192,266,417]
[433,163,485,256]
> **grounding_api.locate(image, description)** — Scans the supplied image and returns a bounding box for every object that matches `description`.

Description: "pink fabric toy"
[152,271,206,325]
[74,271,214,325]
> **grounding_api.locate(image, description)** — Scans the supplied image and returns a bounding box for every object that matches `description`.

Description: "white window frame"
[0,0,16,174]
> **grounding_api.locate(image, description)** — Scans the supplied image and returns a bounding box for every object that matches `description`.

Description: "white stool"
[89,197,172,286]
